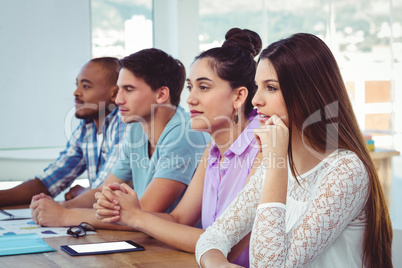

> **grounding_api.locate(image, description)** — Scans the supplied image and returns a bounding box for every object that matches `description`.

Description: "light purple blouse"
[202,113,259,267]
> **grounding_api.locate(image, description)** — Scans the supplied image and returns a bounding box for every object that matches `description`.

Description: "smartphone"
[61,240,144,256]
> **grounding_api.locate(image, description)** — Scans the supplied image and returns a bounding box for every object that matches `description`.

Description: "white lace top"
[196,149,369,267]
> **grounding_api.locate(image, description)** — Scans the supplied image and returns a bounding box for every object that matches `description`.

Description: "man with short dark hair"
[0,57,126,206]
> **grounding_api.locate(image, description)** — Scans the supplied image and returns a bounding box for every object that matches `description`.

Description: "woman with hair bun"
[196,33,393,268]
[94,28,263,267]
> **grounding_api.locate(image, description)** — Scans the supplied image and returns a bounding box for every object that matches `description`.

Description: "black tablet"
[61,240,144,256]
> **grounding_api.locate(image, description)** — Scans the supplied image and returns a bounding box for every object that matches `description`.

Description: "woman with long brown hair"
[196,33,393,268]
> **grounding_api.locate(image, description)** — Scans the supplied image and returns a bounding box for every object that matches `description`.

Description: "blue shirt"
[39,107,126,196]
[112,106,209,211]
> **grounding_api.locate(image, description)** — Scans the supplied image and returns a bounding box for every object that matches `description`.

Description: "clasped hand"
[93,182,141,227]
[30,193,66,226]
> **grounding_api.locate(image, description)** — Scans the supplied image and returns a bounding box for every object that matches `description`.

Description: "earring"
[233,109,239,124]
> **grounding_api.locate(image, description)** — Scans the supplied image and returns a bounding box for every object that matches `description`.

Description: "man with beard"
[0,57,126,206]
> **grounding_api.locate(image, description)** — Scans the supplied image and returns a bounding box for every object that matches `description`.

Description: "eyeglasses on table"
[67,222,96,238]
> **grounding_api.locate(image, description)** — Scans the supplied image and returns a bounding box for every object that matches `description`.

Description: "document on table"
[0,208,32,221]
[0,209,96,238]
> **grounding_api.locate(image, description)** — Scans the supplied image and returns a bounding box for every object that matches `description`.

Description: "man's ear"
[233,86,248,109]
[155,86,170,104]
[110,85,119,103]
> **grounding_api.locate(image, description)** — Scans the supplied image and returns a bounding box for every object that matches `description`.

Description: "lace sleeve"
[250,156,370,267]
[195,165,265,265]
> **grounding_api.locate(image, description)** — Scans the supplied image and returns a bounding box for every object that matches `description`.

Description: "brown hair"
[195,28,262,117]
[259,33,393,268]
[119,48,186,107]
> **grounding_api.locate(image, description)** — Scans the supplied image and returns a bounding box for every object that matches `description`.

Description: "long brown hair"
[259,33,393,268]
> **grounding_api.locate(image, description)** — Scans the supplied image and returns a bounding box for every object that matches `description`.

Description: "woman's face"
[186,58,238,134]
[252,58,289,127]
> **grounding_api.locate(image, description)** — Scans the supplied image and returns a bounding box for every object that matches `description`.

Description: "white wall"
[0,0,92,149]
[153,0,199,111]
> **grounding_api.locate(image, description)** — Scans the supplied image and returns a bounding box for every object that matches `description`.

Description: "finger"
[95,211,108,220]
[97,196,119,210]
[102,188,119,204]
[39,193,47,199]
[30,198,41,210]
[253,132,262,153]
[95,192,117,209]
[268,114,287,127]
[102,184,110,191]
[31,209,39,224]
[94,207,119,217]
[275,116,288,128]
[44,194,53,200]
[278,114,287,122]
[35,193,51,201]
[100,215,120,223]
[94,191,105,201]
[96,214,120,223]
[93,202,117,211]
[254,127,271,151]
[265,114,281,126]
[108,182,125,191]
[31,194,43,202]
[120,183,134,195]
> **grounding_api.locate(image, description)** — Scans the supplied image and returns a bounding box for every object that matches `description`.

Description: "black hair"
[90,57,120,86]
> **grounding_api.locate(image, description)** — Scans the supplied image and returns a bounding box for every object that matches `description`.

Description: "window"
[91,0,153,58]
[199,0,402,150]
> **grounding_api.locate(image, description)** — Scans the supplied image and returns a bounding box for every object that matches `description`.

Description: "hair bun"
[222,28,262,57]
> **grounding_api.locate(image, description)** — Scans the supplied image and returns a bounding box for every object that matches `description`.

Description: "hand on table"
[30,193,68,226]
[94,182,142,228]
